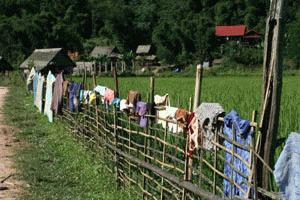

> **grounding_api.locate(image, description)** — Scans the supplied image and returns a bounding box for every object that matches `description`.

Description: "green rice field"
[77,75,300,163]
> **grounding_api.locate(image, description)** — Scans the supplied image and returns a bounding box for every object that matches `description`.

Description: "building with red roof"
[215,25,262,46]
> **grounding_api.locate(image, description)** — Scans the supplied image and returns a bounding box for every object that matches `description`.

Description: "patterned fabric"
[274,132,300,200]
[44,71,56,122]
[195,103,224,150]
[223,110,252,199]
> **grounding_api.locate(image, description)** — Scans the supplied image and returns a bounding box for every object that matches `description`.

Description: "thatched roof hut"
[136,45,152,55]
[90,46,120,59]
[20,48,75,74]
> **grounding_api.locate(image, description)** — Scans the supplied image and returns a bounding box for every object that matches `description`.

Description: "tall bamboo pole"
[258,0,285,190]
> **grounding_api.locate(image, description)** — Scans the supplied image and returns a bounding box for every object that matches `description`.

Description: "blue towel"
[223,110,252,198]
[274,132,300,200]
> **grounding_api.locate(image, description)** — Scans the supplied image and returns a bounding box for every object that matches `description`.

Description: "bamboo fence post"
[230,125,236,199]
[247,111,257,199]
[193,64,203,111]
[213,127,218,195]
[259,0,285,190]
[128,117,132,183]
[160,121,168,200]
[182,97,193,200]
[189,64,203,181]
[113,106,120,188]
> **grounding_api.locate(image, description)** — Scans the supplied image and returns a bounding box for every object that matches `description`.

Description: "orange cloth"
[175,109,189,129]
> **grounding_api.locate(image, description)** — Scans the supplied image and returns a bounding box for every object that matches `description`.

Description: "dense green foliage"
[0,0,299,67]
[2,74,139,199]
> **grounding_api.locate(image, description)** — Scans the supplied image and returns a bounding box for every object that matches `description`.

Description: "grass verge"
[3,76,138,199]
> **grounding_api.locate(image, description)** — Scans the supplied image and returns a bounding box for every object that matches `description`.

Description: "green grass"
[77,75,300,163]
[2,76,139,200]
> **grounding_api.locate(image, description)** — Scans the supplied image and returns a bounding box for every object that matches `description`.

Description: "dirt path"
[0,87,24,199]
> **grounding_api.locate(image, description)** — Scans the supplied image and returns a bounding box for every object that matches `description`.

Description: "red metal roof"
[215,25,247,37]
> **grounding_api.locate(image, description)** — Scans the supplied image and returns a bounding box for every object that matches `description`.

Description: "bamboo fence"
[59,95,279,200]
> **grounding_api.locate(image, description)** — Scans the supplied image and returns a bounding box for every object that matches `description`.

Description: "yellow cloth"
[89,92,97,105]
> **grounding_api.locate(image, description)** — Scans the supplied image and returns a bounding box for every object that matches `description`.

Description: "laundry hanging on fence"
[33,72,38,105]
[36,73,45,113]
[136,101,148,128]
[94,85,107,96]
[51,72,64,115]
[187,113,200,153]
[157,106,183,134]
[223,110,252,199]
[68,82,82,112]
[274,132,300,200]
[112,98,120,108]
[44,71,56,123]
[27,67,36,91]
[154,94,170,106]
[120,99,129,111]
[104,89,115,105]
[175,108,189,129]
[195,103,224,151]
[127,90,141,111]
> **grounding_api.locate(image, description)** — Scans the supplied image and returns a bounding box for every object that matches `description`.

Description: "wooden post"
[193,64,203,111]
[258,0,285,190]
[189,64,203,182]
[182,96,192,200]
[149,77,155,120]
[113,65,119,98]
[113,106,120,188]
[105,62,108,73]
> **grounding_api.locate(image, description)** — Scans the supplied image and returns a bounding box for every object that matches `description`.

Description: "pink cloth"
[104,89,115,105]
[51,73,63,115]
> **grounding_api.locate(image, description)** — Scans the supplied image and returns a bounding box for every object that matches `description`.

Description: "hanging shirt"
[127,90,141,112]
[112,98,121,108]
[44,71,56,122]
[27,67,36,91]
[195,103,224,150]
[274,132,300,200]
[136,101,148,128]
[51,73,64,115]
[68,83,82,112]
[223,110,252,199]
[120,99,129,111]
[33,72,39,105]
[36,74,45,113]
[94,85,107,96]
[154,94,170,106]
[157,106,183,134]
[104,89,115,105]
